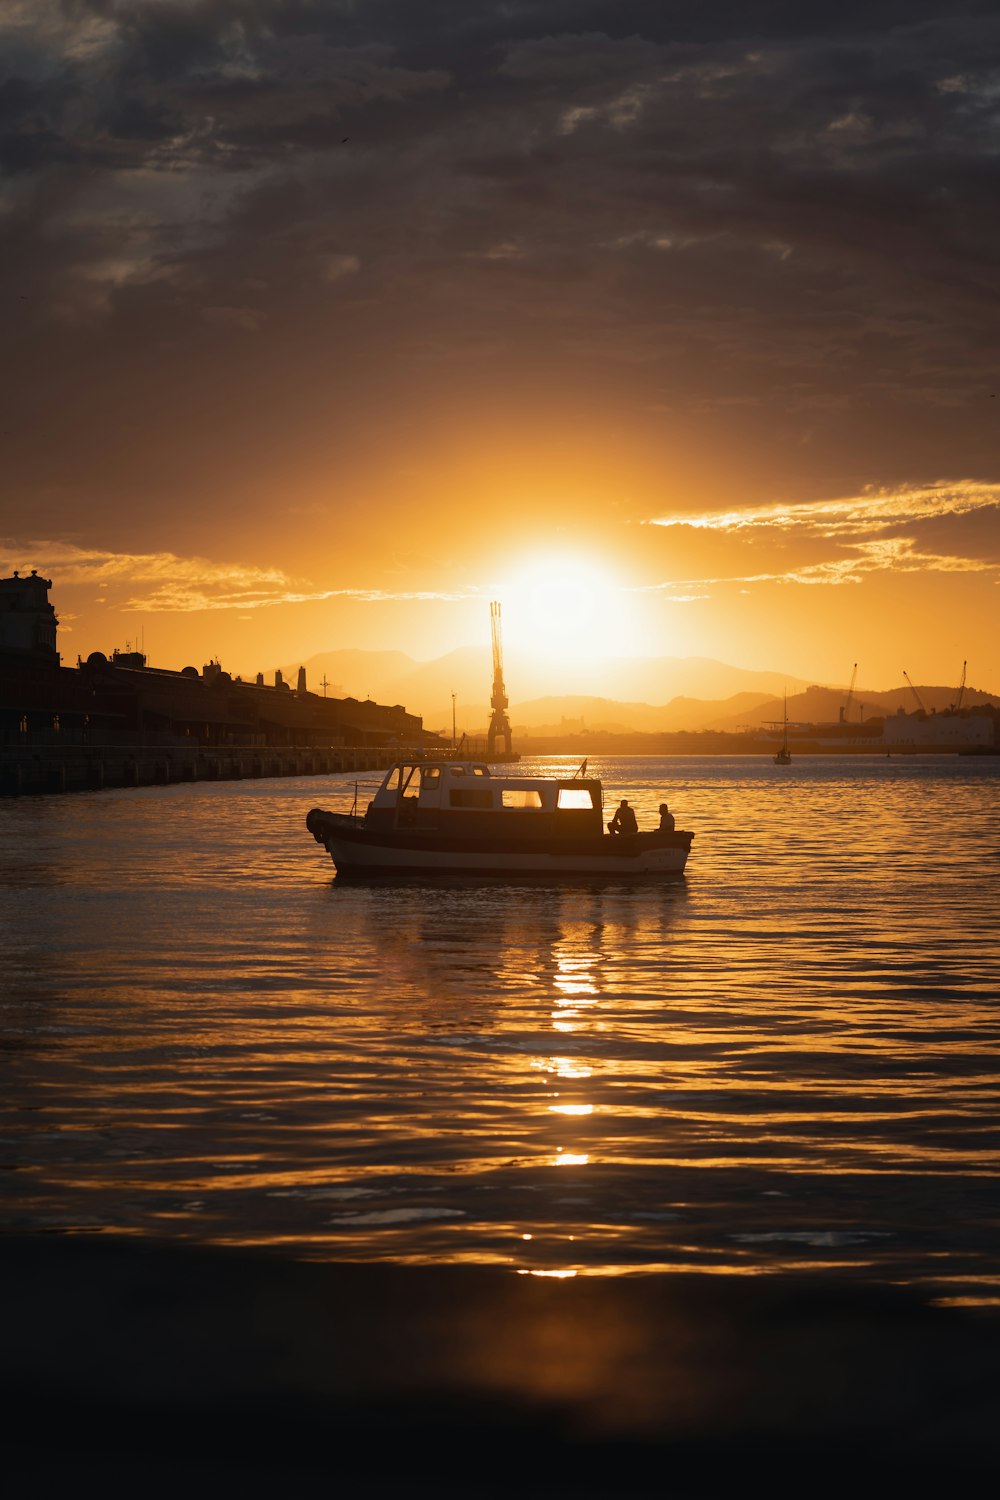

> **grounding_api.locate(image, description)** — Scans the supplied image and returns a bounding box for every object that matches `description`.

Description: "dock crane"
[839,663,858,723]
[486,601,513,760]
[951,660,967,713]
[903,670,927,715]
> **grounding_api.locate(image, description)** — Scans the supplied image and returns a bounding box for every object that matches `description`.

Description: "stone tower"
[0,570,59,662]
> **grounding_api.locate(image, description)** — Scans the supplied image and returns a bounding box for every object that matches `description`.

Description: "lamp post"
[451,692,456,750]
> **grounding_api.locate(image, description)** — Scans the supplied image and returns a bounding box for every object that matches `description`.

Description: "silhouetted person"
[658,803,675,832]
[608,799,637,835]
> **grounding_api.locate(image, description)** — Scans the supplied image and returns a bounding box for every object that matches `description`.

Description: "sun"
[502,556,633,658]
[526,568,597,639]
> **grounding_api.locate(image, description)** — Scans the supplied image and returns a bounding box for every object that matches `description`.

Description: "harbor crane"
[903,670,927,715]
[951,661,967,713]
[486,600,513,760]
[839,663,858,723]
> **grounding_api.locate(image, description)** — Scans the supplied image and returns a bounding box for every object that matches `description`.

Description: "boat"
[306,759,694,878]
[773,693,791,765]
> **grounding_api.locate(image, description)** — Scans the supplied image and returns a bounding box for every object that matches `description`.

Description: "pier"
[0,743,410,797]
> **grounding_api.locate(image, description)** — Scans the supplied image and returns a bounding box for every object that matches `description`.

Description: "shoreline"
[517,737,999,757]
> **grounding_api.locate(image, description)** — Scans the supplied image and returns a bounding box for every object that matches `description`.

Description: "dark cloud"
[3,0,1000,553]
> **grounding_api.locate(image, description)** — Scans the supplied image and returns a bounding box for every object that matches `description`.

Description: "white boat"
[306,760,694,878]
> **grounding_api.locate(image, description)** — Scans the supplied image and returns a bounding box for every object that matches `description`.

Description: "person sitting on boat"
[658,803,675,832]
[608,799,638,835]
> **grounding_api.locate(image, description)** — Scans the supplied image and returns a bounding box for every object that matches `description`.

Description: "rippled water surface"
[3,756,999,1298]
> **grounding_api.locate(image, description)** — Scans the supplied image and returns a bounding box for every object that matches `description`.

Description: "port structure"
[840,663,858,723]
[903,670,927,715]
[487,600,513,761]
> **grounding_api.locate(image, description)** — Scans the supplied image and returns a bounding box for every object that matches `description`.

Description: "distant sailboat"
[773,692,791,765]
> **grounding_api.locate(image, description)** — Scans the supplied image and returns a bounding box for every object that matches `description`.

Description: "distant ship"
[763,708,996,756]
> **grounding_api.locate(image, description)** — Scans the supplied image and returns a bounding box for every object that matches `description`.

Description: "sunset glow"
[4,6,1000,1479]
[1,1,998,706]
[502,557,636,659]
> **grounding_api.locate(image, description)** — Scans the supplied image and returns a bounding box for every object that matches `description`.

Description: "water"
[2,755,999,1301]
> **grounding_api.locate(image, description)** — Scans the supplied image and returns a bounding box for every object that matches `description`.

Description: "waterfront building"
[0,570,59,661]
[1,573,426,756]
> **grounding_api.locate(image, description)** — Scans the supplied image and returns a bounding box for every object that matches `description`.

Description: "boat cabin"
[367,761,605,839]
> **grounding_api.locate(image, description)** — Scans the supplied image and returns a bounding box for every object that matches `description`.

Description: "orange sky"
[2,3,999,699]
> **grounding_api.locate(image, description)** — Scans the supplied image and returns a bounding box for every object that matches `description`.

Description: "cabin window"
[387,765,446,794]
[449,788,494,809]
[557,788,594,810]
[501,789,543,809]
[472,766,487,777]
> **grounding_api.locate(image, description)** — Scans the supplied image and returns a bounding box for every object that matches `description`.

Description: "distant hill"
[279,646,997,736]
[707,682,999,732]
[281,647,812,730]
[275,648,414,704]
[509,691,776,736]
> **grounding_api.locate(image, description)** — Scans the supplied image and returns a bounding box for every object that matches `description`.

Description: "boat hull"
[306,810,692,879]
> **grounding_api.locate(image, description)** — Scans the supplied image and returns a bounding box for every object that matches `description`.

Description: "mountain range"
[281,647,812,731]
[280,647,995,736]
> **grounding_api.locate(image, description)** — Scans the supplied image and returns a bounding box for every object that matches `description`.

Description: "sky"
[2,0,999,695]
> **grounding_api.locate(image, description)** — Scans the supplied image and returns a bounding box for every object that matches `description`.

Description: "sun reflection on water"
[550,941,602,1034]
[1,757,999,1297]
